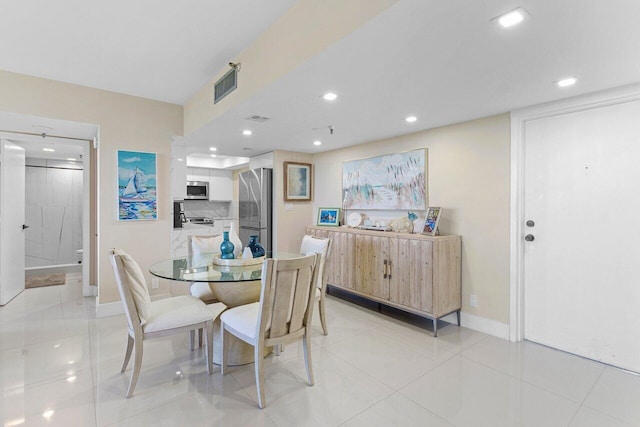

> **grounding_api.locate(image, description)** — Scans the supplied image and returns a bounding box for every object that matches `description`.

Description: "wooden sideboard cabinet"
[305,226,461,336]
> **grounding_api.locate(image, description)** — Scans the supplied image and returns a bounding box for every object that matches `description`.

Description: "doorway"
[0,112,98,299]
[511,86,640,373]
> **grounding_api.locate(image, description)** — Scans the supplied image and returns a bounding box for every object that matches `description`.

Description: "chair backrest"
[299,235,332,290]
[109,249,146,337]
[257,254,320,342]
[187,234,222,258]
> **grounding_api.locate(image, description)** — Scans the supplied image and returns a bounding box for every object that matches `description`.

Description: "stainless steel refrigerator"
[238,168,272,254]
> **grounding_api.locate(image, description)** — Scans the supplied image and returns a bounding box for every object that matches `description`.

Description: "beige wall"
[184,0,398,134]
[0,70,183,305]
[311,114,511,324]
[273,150,314,253]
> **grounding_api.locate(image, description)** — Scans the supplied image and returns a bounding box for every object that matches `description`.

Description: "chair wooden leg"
[205,321,214,375]
[318,297,328,335]
[126,337,143,398]
[303,329,314,386]
[121,335,134,373]
[274,343,284,356]
[254,344,266,409]
[220,326,229,375]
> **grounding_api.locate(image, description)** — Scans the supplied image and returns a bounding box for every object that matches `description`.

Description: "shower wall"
[25,158,83,268]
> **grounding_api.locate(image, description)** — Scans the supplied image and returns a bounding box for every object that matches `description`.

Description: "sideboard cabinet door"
[391,238,433,313]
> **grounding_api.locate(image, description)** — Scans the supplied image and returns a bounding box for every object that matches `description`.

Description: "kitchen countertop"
[173,217,238,230]
[174,223,214,230]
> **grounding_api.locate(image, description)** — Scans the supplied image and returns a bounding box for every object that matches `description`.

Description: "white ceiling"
[1,0,640,160]
[0,0,298,104]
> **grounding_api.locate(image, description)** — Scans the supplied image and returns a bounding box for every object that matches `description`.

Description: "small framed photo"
[422,207,442,236]
[317,207,340,226]
[284,161,312,201]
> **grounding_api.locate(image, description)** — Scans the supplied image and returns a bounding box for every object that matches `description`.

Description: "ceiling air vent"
[245,115,270,122]
[214,67,237,104]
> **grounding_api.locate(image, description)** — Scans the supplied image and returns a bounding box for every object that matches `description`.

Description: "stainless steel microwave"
[186,181,209,200]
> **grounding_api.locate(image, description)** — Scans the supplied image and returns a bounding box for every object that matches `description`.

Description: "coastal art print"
[117,150,157,221]
[422,207,442,236]
[317,207,340,226]
[342,149,426,210]
[284,161,312,201]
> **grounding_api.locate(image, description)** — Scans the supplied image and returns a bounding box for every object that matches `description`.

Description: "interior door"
[0,140,26,305]
[523,99,640,372]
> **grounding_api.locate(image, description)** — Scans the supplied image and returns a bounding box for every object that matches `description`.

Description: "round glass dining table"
[149,252,302,307]
[149,252,302,365]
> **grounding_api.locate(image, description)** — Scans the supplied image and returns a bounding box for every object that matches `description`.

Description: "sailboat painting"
[117,150,157,221]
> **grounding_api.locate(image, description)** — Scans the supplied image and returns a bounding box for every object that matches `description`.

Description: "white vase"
[227,221,243,257]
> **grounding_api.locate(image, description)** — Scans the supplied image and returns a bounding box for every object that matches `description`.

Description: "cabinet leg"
[456,310,461,327]
[433,318,438,337]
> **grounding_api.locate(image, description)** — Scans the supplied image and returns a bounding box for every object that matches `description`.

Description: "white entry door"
[0,140,26,305]
[523,99,640,373]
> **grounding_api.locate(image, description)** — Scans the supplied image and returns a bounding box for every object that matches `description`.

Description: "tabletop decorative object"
[247,235,265,258]
[389,216,413,233]
[408,211,418,233]
[212,253,265,267]
[220,231,235,259]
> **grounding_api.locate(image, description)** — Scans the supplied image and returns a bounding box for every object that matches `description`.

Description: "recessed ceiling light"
[323,92,337,101]
[495,7,528,28]
[242,130,252,136]
[211,154,217,157]
[176,158,184,162]
[209,147,217,151]
[42,410,54,419]
[405,116,417,123]
[66,376,77,383]
[43,148,55,152]
[556,77,577,87]
[313,140,322,146]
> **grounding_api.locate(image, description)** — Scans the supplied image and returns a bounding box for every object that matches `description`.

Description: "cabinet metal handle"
[387,260,392,280]
[383,259,387,279]
[524,234,535,242]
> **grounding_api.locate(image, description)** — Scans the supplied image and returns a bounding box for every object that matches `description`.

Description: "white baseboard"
[95,293,172,318]
[95,301,123,318]
[442,311,510,340]
[462,312,510,340]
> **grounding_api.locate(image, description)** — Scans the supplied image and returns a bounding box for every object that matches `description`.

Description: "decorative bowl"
[211,254,265,267]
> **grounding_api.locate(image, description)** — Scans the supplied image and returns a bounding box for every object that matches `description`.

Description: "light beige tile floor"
[1,275,639,426]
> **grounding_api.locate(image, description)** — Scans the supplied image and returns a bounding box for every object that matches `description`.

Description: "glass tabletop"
[149,252,302,283]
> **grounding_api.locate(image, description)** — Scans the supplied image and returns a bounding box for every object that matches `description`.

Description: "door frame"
[509,83,640,342]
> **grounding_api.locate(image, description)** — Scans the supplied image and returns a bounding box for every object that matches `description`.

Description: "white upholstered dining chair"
[300,234,333,335]
[187,223,244,304]
[187,234,221,304]
[109,249,225,397]
[220,253,320,408]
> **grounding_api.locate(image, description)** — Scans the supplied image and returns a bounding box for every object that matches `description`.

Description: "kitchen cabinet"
[306,226,461,336]
[186,167,233,201]
[208,169,233,201]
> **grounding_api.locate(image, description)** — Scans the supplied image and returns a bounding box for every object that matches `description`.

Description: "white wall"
[0,70,183,306]
[312,114,511,325]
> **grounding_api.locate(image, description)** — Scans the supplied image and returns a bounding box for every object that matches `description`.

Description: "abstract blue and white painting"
[117,150,157,220]
[342,149,426,210]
